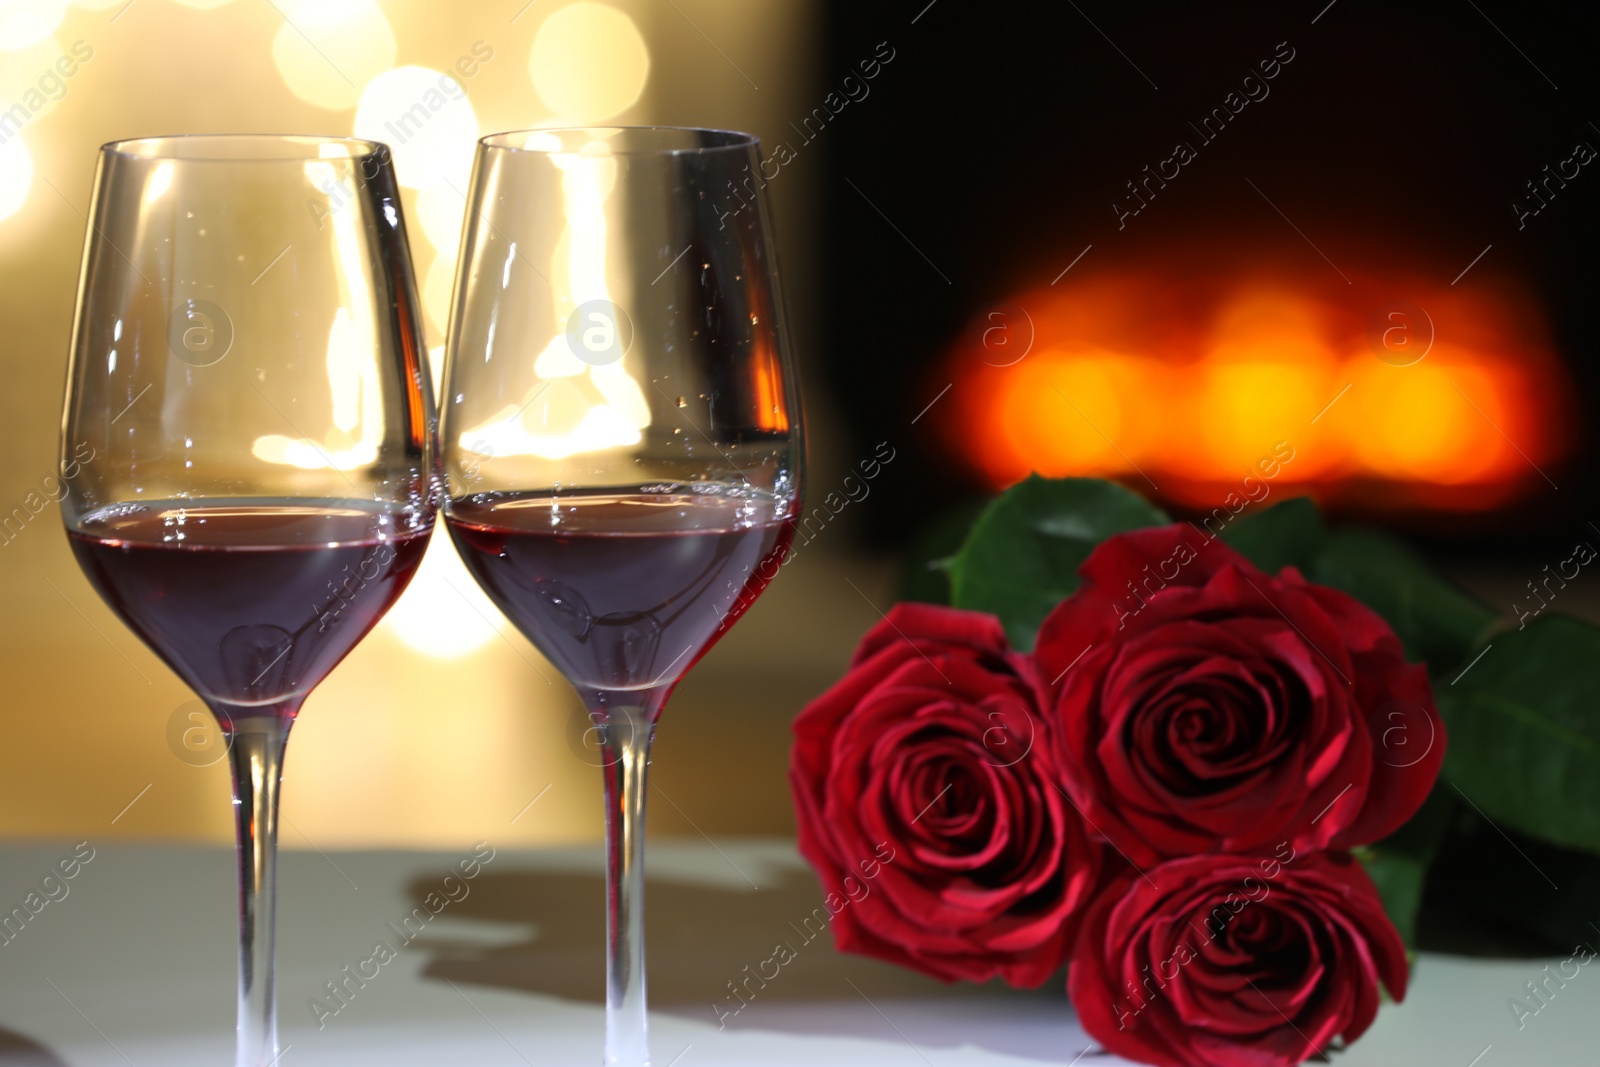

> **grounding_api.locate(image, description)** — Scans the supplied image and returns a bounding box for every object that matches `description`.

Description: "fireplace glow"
[940,268,1570,510]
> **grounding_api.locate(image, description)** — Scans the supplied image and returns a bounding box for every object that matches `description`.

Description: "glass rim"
[478,126,760,157]
[99,133,390,162]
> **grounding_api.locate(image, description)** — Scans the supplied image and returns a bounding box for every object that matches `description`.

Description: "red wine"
[68,501,429,722]
[446,491,795,706]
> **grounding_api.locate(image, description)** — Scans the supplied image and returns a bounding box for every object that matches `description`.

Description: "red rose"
[1069,851,1408,1067]
[1034,525,1443,867]
[790,603,1104,986]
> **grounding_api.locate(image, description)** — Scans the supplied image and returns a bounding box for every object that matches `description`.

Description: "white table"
[0,841,1585,1065]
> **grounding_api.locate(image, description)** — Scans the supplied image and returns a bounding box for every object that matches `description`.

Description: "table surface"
[0,840,1586,1066]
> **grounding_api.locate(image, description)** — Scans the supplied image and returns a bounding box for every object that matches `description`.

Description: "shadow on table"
[0,1026,69,1066]
[408,867,1074,1061]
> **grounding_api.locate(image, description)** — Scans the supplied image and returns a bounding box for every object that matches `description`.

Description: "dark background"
[817,0,1599,553]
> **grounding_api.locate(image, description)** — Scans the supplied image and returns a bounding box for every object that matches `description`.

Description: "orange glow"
[749,345,790,433]
[1189,360,1340,480]
[941,267,1570,511]
[987,351,1144,477]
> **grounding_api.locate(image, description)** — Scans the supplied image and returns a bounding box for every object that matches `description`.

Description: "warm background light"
[414,181,463,256]
[0,136,30,221]
[382,536,503,658]
[528,1,650,121]
[352,64,478,189]
[271,0,396,111]
[0,0,67,49]
[943,268,1570,512]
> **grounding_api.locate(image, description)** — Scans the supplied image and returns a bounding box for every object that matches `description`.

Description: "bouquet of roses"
[790,476,1600,1067]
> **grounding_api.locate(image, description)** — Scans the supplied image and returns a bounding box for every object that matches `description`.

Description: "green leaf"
[1307,529,1498,670]
[1358,849,1427,949]
[1215,504,1498,670]
[898,498,989,606]
[945,476,1168,651]
[1218,496,1325,573]
[1356,788,1454,948]
[1439,615,1600,856]
[1419,802,1600,955]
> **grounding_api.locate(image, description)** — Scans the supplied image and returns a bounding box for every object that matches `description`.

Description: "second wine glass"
[440,127,804,1066]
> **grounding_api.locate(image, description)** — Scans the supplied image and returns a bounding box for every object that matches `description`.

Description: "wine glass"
[59,135,435,1067]
[440,127,804,1066]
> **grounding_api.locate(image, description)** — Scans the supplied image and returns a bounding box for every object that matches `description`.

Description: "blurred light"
[325,307,379,434]
[252,308,383,470]
[169,0,237,8]
[383,535,501,658]
[456,143,651,460]
[353,66,479,189]
[0,1,65,50]
[1346,357,1506,485]
[529,2,650,121]
[427,344,445,396]
[981,352,1139,480]
[1208,289,1328,356]
[423,251,455,336]
[0,38,64,109]
[250,435,374,470]
[0,38,82,151]
[277,0,369,17]
[414,182,465,256]
[465,382,644,461]
[270,0,396,112]
[253,173,384,471]
[517,131,566,152]
[1191,360,1338,479]
[69,1,133,10]
[314,156,381,336]
[942,274,1570,510]
[0,136,33,223]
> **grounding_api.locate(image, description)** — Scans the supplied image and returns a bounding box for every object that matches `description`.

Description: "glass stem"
[600,703,655,1067]
[224,713,291,1067]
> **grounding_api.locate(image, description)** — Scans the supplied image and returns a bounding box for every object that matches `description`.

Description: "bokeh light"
[0,37,73,131]
[170,0,237,9]
[353,65,479,189]
[382,535,501,658]
[0,0,66,50]
[423,251,456,336]
[1192,360,1339,479]
[427,344,446,395]
[414,181,465,257]
[529,1,650,121]
[0,136,34,223]
[1347,357,1505,484]
[988,352,1134,477]
[941,273,1570,508]
[271,0,397,111]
